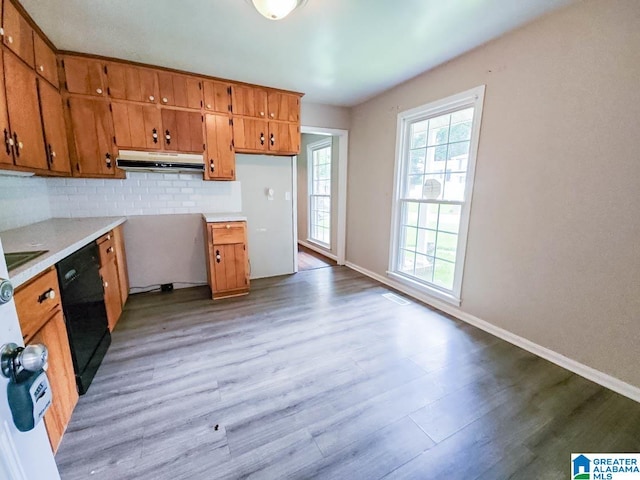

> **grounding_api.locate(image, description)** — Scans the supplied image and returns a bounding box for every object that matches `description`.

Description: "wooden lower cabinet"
[30,309,78,453]
[100,258,122,331]
[97,226,128,330]
[204,221,250,299]
[113,225,130,305]
[15,268,78,454]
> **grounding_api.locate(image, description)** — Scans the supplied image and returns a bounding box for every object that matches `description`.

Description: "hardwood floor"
[55,267,640,479]
[298,245,335,271]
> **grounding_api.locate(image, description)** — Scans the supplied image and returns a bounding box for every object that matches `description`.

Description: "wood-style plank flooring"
[298,245,335,271]
[55,267,640,479]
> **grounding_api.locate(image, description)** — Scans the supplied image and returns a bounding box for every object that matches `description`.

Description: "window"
[389,86,485,304]
[308,138,332,247]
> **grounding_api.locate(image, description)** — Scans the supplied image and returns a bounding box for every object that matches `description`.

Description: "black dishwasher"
[56,242,111,394]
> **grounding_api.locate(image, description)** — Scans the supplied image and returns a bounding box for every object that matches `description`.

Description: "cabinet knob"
[209,159,214,172]
[105,153,112,168]
[260,132,265,145]
[7,36,13,44]
[18,141,23,150]
[206,103,212,109]
[149,95,155,102]
[162,97,168,103]
[226,224,231,229]
[104,281,108,288]
[165,130,171,144]
[39,65,44,72]
[107,246,114,254]
[106,234,111,240]
[215,249,221,263]
[37,288,55,303]
[270,134,275,146]
[152,128,158,143]
[259,111,264,117]
[51,151,56,158]
[270,113,275,118]
[96,88,103,94]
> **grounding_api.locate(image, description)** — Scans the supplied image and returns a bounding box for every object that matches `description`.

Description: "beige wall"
[300,101,350,130]
[346,0,640,387]
[297,134,340,256]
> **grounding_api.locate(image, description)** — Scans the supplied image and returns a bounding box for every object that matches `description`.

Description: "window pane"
[443,173,466,201]
[438,205,461,234]
[449,119,472,143]
[445,141,470,173]
[410,121,428,149]
[418,203,439,230]
[399,250,416,274]
[414,254,434,282]
[427,114,450,146]
[433,259,455,290]
[425,145,447,174]
[405,175,424,199]
[409,149,426,175]
[451,107,474,124]
[422,174,444,200]
[416,229,436,257]
[435,231,458,262]
[403,202,419,226]
[402,226,418,250]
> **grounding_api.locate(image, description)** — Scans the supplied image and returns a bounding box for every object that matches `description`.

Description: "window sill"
[386,271,461,307]
[306,239,331,250]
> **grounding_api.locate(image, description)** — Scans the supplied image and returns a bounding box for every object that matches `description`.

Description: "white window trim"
[307,137,333,249]
[388,85,486,306]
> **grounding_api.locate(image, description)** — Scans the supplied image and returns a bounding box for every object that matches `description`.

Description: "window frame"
[307,137,333,248]
[388,85,485,305]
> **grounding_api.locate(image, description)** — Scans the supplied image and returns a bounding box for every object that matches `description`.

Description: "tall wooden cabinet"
[39,80,71,173]
[204,220,250,299]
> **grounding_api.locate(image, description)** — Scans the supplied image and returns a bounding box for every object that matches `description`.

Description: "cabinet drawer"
[209,222,245,244]
[98,232,116,267]
[15,268,61,341]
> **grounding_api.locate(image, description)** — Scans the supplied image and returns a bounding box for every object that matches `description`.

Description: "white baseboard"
[298,240,338,262]
[345,261,640,404]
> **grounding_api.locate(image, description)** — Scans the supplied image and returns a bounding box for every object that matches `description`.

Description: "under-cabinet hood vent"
[116,150,205,173]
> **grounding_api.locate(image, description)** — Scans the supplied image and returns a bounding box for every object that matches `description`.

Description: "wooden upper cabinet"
[2,0,34,67]
[268,122,299,154]
[231,84,267,118]
[157,72,202,109]
[112,102,162,150]
[34,34,58,87]
[39,80,70,173]
[67,97,116,176]
[4,51,47,170]
[267,92,300,122]
[0,51,13,166]
[203,80,231,114]
[232,117,267,152]
[62,56,106,97]
[205,113,234,180]
[161,109,204,153]
[106,63,158,103]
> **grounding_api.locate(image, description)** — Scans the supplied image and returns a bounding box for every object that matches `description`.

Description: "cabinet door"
[268,122,300,154]
[205,113,234,180]
[212,243,248,293]
[158,72,202,109]
[106,63,158,103]
[34,34,59,87]
[68,97,116,176]
[0,51,13,166]
[203,80,231,114]
[231,84,267,118]
[39,80,71,173]
[100,259,122,331]
[232,117,267,152]
[4,51,47,170]
[267,92,300,122]
[113,225,129,306]
[2,0,34,67]
[161,109,203,153]
[112,102,162,150]
[31,309,79,453]
[63,56,106,96]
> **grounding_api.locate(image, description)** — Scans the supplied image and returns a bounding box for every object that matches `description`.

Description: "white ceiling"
[20,0,573,106]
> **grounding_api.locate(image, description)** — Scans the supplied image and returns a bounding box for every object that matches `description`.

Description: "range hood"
[116,150,205,173]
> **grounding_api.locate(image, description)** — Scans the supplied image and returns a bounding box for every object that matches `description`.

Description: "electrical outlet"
[161,283,174,292]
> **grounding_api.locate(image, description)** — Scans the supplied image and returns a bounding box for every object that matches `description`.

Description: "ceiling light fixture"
[251,0,305,20]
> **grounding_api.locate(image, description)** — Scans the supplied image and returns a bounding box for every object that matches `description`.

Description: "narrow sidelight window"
[308,138,332,247]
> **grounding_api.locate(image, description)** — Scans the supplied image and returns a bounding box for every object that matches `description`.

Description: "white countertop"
[0,217,126,288]
[201,212,247,223]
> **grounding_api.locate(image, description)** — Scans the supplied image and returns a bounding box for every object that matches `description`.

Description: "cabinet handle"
[152,128,158,144]
[209,159,214,172]
[206,103,212,109]
[165,130,171,145]
[39,65,44,72]
[259,132,265,145]
[13,133,19,158]
[105,153,112,169]
[47,144,55,165]
[162,97,168,104]
[149,95,155,102]
[3,129,10,155]
[96,88,103,94]
[37,288,55,303]
[270,133,275,146]
[215,249,221,263]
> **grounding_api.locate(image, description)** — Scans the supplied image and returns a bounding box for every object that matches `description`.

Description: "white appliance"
[116,150,205,173]
[0,238,60,480]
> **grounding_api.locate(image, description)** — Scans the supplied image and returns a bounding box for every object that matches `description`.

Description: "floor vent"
[382,292,410,305]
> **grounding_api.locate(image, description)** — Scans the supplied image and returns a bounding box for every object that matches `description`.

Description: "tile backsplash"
[46,172,242,218]
[0,174,51,231]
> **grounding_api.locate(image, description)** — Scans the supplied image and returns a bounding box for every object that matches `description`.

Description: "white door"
[0,238,60,480]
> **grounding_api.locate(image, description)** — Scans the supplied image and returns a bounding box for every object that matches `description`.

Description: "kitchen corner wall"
[0,175,51,231]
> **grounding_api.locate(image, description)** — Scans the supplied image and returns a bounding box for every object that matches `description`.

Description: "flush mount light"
[250,0,306,20]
